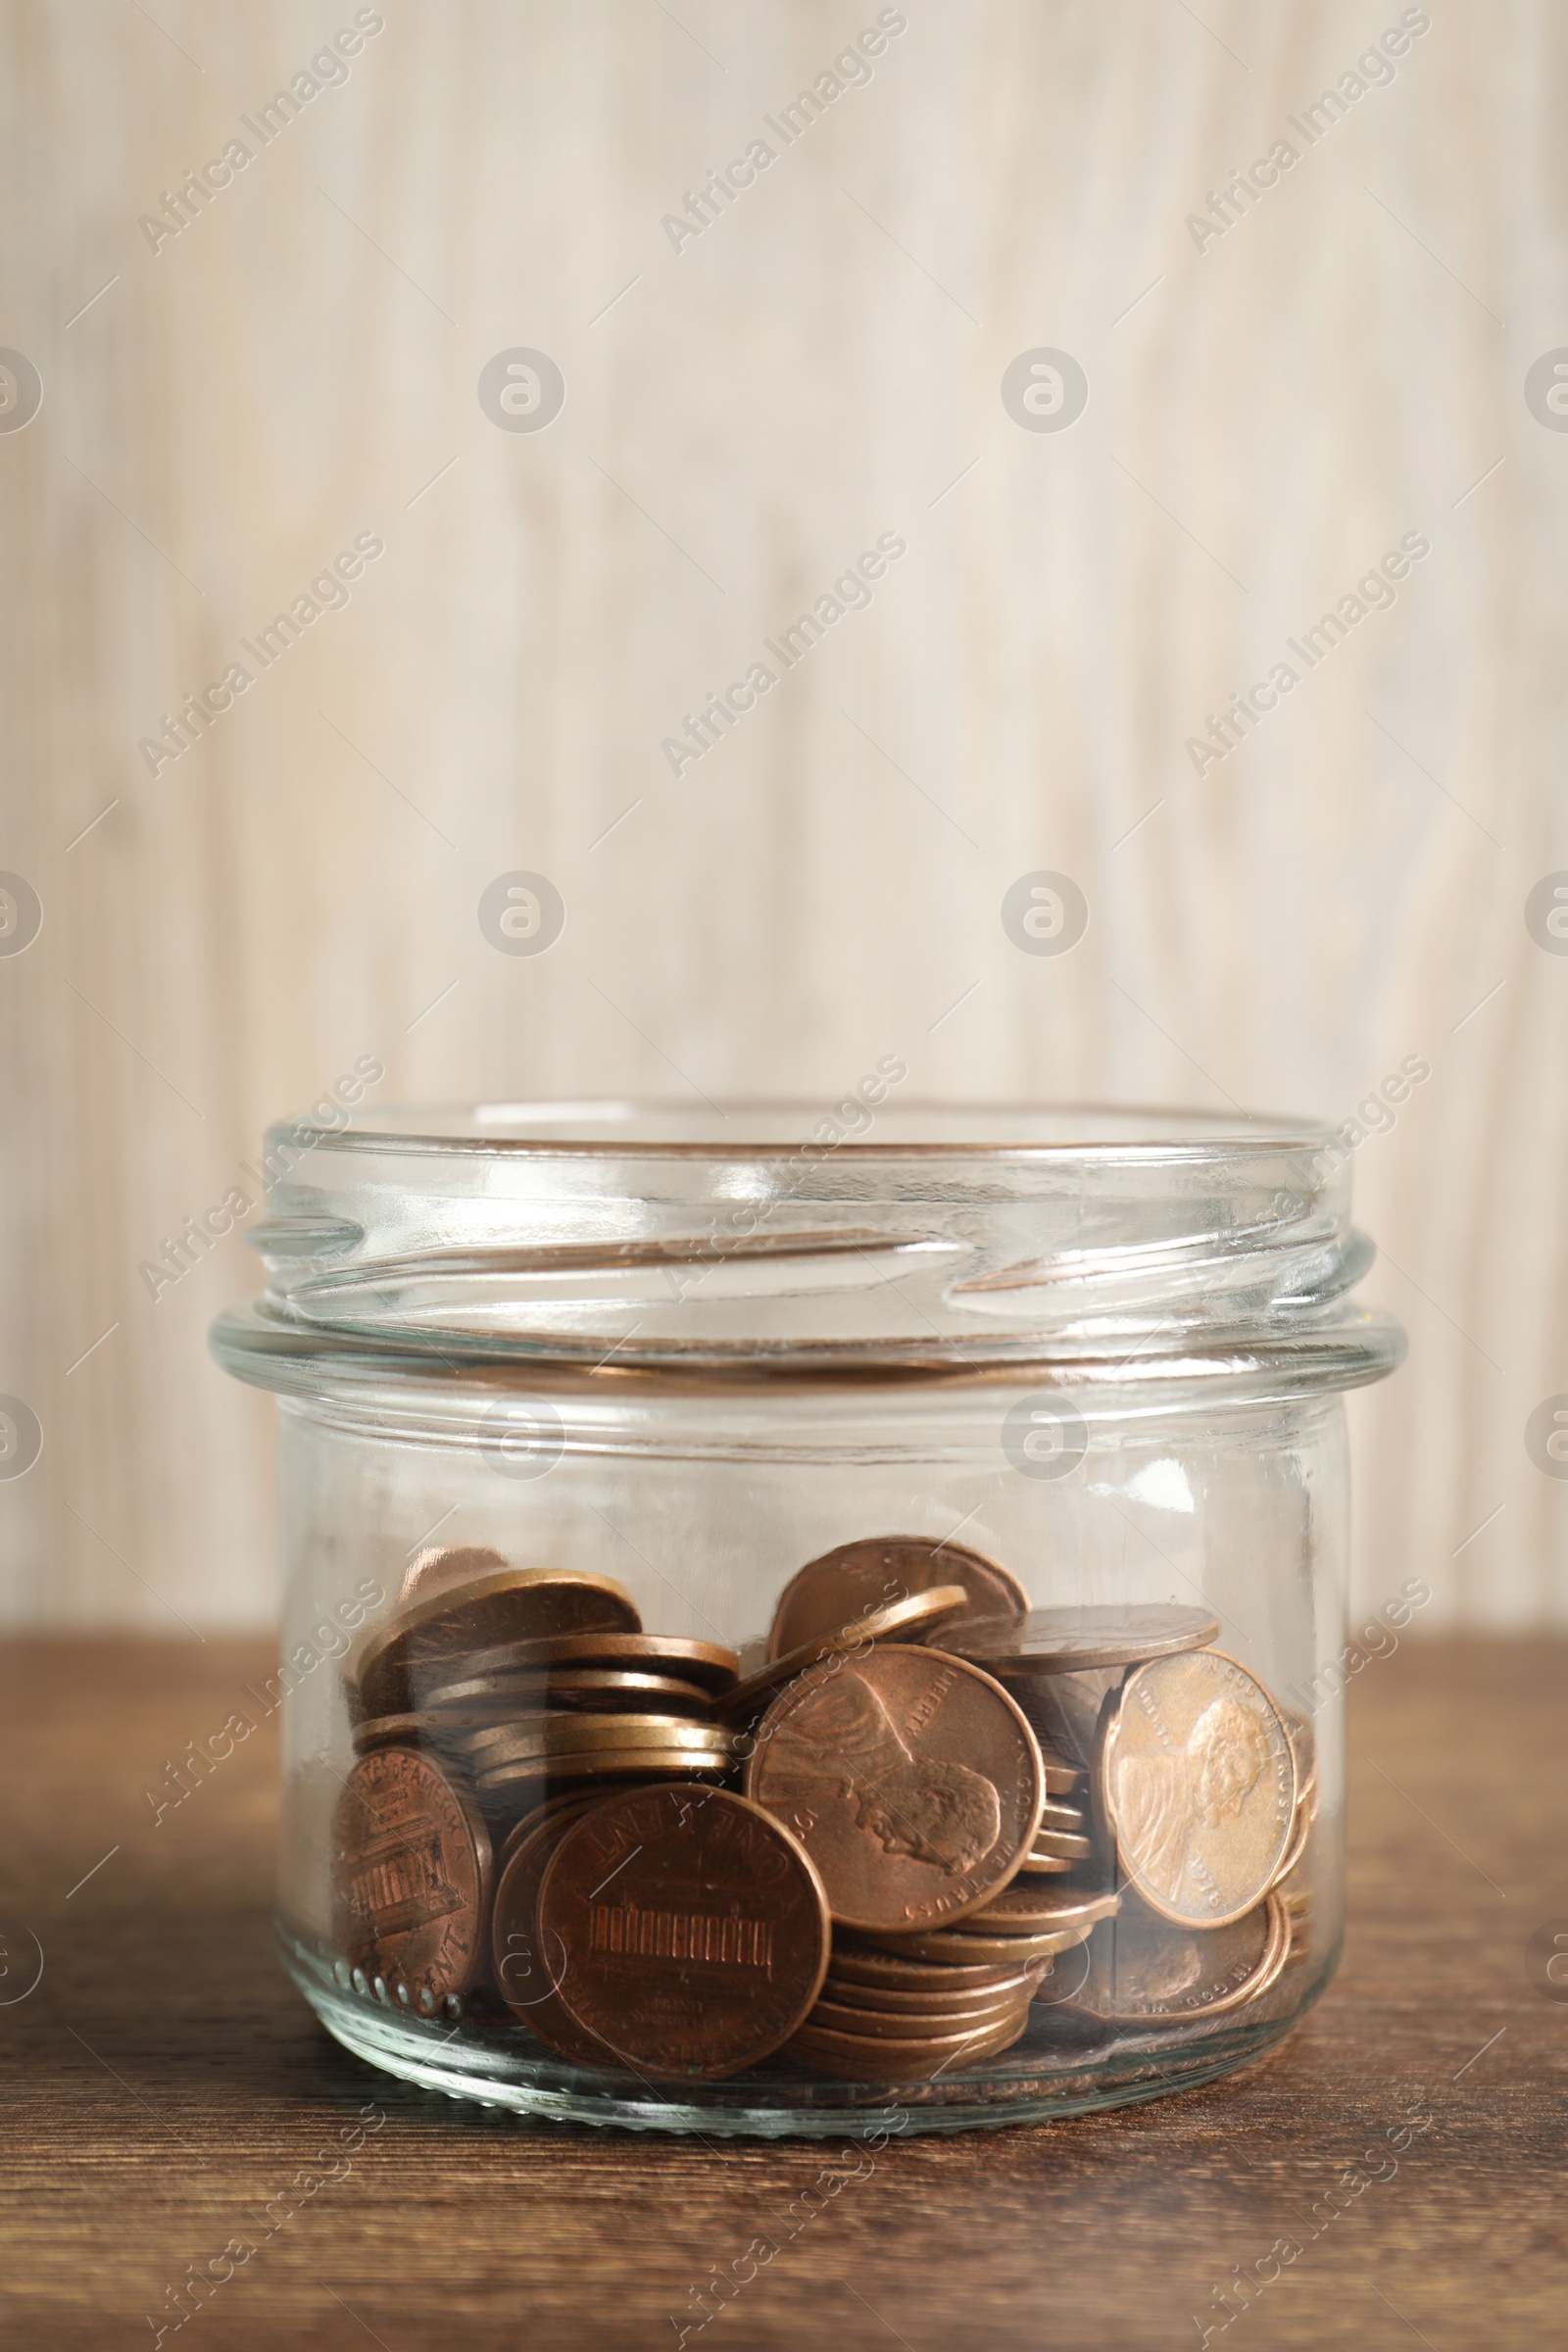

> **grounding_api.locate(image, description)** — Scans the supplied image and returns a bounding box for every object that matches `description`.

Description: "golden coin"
[356,1568,642,1715]
[1099,1649,1297,1929]
[766,1536,1028,1661]
[719,1587,973,1723]
[854,1921,1087,1967]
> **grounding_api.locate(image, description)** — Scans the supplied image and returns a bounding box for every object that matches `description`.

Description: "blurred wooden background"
[1,0,1565,1629]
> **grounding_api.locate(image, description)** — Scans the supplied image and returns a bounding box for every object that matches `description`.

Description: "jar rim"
[296,1099,1337,1159]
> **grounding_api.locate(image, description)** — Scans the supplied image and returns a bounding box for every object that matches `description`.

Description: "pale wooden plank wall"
[1,0,1564,1628]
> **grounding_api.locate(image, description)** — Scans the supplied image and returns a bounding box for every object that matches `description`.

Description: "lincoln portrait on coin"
[765,1669,1002,1878]
[1114,1696,1271,1905]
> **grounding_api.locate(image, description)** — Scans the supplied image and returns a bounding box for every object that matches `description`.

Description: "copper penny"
[465,1713,735,1763]
[828,1940,1043,1996]
[535,1785,830,2080]
[490,1803,616,2061]
[745,1643,1043,1932]
[784,2010,1030,2080]
[766,1537,1028,1662]
[1027,1829,1095,1861]
[397,1544,510,1609]
[331,1746,491,2008]
[439,1631,739,1694]
[357,1569,642,1715]
[474,1750,734,1800]
[421,1668,714,1717]
[720,1589,972,1725]
[1062,1887,1290,2023]
[960,1879,1120,1936]
[854,1921,1086,1967]
[808,1991,1031,2040]
[938,1603,1220,1676]
[1014,1851,1075,1877]
[823,1968,1040,2016]
[1099,1649,1297,1927]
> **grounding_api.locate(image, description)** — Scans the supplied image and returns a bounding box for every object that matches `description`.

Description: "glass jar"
[212,1102,1403,2137]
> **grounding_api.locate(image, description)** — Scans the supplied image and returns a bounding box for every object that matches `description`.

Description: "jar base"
[281,1924,1329,2140]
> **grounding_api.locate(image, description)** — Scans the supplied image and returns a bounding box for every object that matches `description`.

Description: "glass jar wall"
[212,1103,1403,2136]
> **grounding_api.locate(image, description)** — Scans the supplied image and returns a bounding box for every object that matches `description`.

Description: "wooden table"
[3,1636,1563,2350]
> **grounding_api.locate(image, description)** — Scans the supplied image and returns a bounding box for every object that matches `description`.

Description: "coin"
[439,1631,739,1694]
[1037,1798,1088,1831]
[1009,1671,1120,1771]
[1063,1887,1290,2023]
[807,1992,1032,2041]
[766,1537,1028,1661]
[1014,1850,1075,1876]
[468,1714,740,1762]
[474,1748,735,1799]
[720,1588,973,1724]
[1270,1786,1314,1888]
[1099,1649,1297,1928]
[1026,1829,1095,1861]
[959,1879,1120,1936]
[828,1940,1043,1996]
[535,1785,831,2079]
[491,1804,615,2062]
[853,1921,1086,1966]
[398,1544,510,1609]
[331,1746,491,2008]
[421,1668,715,1717]
[745,1643,1043,1932]
[784,2010,1030,2079]
[938,1603,1221,1676]
[357,1568,642,1715]
[823,1967,1041,2015]
[496,1788,605,1872]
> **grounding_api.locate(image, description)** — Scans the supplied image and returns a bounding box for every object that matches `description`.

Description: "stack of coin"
[347,1553,742,1830]
[785,1939,1043,2080]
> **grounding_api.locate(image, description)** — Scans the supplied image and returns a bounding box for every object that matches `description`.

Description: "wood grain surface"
[2,1632,1563,2349]
[4,1,1568,1637]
